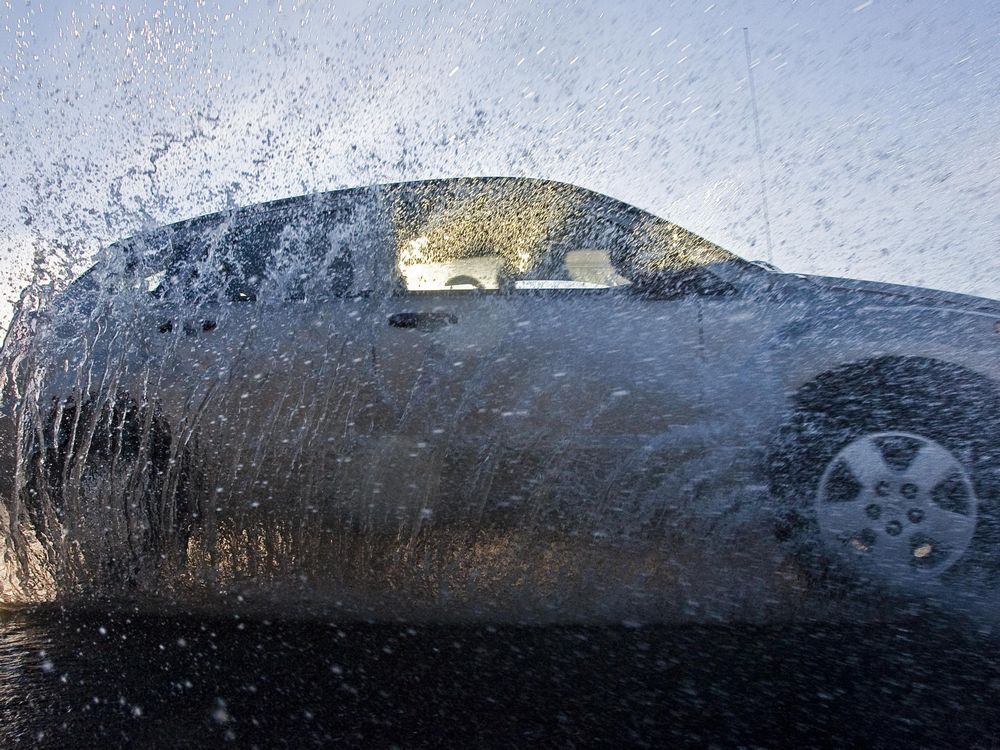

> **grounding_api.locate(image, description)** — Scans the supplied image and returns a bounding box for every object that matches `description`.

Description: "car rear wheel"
[26,395,189,590]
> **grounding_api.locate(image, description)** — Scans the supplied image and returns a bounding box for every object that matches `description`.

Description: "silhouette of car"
[1,177,997,615]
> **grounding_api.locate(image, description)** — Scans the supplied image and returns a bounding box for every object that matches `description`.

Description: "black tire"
[768,356,1000,593]
[25,394,191,589]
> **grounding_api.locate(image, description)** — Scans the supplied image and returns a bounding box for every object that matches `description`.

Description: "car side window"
[264,219,354,301]
[123,182,738,304]
[222,209,359,303]
[511,249,630,291]
[142,204,358,304]
[390,183,632,294]
[152,220,230,303]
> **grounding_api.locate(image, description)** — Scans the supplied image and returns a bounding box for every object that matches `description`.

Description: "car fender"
[769,303,999,402]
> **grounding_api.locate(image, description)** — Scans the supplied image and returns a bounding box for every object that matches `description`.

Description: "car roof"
[139,176,747,266]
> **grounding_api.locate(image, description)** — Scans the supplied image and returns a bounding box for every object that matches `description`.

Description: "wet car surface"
[2,177,998,623]
[1,177,999,749]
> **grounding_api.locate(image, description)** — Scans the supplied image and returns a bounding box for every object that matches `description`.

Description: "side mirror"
[628,268,739,299]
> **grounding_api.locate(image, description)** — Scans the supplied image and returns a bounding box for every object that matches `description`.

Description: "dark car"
[1,177,998,621]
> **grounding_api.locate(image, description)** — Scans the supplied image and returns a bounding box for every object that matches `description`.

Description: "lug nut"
[901,483,919,500]
[865,504,882,520]
[885,520,903,536]
[907,508,924,524]
[875,481,891,497]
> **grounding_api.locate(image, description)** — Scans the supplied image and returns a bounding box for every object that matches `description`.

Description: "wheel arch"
[788,355,999,415]
[23,391,194,555]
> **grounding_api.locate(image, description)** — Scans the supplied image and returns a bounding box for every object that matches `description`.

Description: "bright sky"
[1,0,997,334]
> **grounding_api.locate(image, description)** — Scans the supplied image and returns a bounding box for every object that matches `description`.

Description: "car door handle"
[388,312,457,331]
[157,319,217,335]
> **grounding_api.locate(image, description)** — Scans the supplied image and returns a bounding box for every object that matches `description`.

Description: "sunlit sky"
[1,0,997,333]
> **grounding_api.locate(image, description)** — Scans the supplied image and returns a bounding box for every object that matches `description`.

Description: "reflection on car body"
[1,177,997,621]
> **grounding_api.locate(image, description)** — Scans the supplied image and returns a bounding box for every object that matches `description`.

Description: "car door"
[369,190,708,541]
[450,264,707,542]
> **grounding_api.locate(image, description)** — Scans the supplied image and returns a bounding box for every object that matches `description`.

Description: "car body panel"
[1,177,997,620]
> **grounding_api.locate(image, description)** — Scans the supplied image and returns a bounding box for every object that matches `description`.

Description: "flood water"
[2,607,999,748]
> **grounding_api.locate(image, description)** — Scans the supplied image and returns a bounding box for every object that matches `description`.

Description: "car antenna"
[743,26,775,265]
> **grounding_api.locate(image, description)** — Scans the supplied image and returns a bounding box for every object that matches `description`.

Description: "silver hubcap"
[816,431,977,583]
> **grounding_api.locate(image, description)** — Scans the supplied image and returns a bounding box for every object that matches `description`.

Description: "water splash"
[0,179,805,623]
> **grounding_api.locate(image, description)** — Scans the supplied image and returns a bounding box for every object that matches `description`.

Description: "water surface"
[2,607,998,748]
